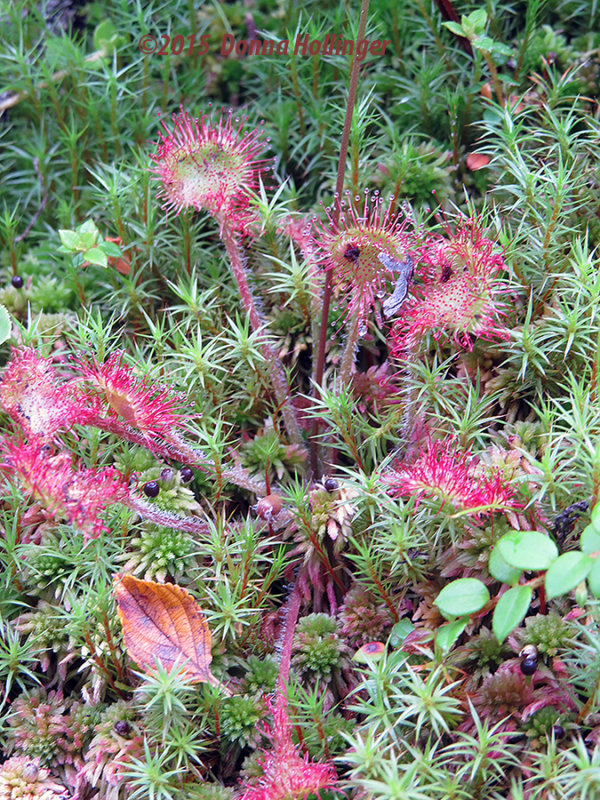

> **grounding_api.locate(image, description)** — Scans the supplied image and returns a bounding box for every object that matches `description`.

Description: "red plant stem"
[102,611,126,681]
[127,496,210,535]
[339,307,360,386]
[91,418,268,495]
[83,629,126,698]
[538,582,546,615]
[307,530,346,592]
[220,217,303,447]
[310,0,370,476]
[276,581,302,695]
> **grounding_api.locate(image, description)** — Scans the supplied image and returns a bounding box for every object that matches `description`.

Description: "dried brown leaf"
[114,574,222,688]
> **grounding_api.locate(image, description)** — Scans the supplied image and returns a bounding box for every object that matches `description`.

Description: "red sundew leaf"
[114,575,222,688]
[466,153,491,171]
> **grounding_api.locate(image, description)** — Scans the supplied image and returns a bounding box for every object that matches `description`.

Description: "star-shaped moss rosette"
[312,192,414,332]
[149,107,269,233]
[389,213,510,353]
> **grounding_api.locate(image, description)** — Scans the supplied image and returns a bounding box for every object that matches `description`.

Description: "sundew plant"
[1,0,600,798]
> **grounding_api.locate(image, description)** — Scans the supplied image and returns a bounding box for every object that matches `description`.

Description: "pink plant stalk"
[389,213,510,354]
[239,695,337,800]
[150,109,302,445]
[0,439,130,540]
[219,219,302,445]
[382,436,517,516]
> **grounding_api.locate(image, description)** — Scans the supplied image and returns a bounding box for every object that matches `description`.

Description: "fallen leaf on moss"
[114,574,224,689]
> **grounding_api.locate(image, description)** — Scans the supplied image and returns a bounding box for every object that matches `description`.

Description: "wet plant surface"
[1,0,600,798]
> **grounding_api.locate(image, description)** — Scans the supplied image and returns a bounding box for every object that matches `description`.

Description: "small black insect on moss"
[553,499,589,545]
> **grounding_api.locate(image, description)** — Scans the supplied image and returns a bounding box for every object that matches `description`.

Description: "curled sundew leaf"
[114,574,226,691]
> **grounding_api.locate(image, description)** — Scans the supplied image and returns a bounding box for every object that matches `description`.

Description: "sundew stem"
[276,581,302,695]
[311,0,370,476]
[339,305,361,386]
[220,216,303,446]
[93,418,268,495]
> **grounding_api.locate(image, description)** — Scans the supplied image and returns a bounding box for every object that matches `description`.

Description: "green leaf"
[490,41,513,58]
[467,7,488,29]
[83,247,108,267]
[435,617,469,656]
[442,21,465,36]
[434,578,490,620]
[581,524,600,555]
[497,531,558,571]
[0,304,11,344]
[472,35,495,51]
[389,619,415,650]
[58,229,79,250]
[492,585,532,642]
[489,546,522,585]
[79,232,98,250]
[102,241,122,258]
[79,219,99,236]
[588,557,600,598]
[591,504,600,531]
[545,551,593,600]
[94,20,117,49]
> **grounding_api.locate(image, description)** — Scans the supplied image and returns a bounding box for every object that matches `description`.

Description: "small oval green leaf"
[582,524,600,555]
[492,585,533,642]
[103,241,122,258]
[442,21,465,36]
[435,617,469,656]
[545,551,593,600]
[489,545,522,585]
[588,557,600,598]
[434,578,490,620]
[389,619,415,650]
[0,304,11,345]
[497,531,558,571]
[83,247,108,267]
[58,229,79,249]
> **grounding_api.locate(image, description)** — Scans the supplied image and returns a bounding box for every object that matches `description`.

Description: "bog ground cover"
[1,0,600,798]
